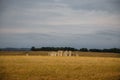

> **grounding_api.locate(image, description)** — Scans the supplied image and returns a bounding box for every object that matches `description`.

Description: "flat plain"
[0,51,120,80]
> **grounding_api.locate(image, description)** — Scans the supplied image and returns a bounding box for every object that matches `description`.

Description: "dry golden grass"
[0,56,120,80]
[0,51,120,57]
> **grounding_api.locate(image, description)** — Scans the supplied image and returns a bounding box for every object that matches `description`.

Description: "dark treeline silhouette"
[31,47,77,51]
[0,48,30,51]
[89,48,120,53]
[31,47,120,53]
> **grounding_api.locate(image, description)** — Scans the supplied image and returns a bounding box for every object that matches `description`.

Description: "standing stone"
[68,51,72,56]
[26,53,29,56]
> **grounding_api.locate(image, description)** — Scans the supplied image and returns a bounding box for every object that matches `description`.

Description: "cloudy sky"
[0,0,120,48]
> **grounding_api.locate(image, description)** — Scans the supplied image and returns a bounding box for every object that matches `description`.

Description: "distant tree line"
[0,48,30,51]
[31,47,120,53]
[31,47,77,51]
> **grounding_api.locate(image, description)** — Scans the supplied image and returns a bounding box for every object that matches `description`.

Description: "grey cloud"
[0,31,120,48]
[62,0,120,13]
[1,0,120,28]
[96,31,120,38]
[0,0,120,48]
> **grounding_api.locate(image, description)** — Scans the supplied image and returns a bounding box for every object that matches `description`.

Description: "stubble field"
[0,51,120,80]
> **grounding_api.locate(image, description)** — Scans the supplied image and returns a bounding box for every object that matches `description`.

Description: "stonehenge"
[48,51,78,56]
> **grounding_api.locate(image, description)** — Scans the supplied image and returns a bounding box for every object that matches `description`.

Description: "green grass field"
[0,52,120,80]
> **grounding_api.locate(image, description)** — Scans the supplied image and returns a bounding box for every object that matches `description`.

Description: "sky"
[0,0,120,49]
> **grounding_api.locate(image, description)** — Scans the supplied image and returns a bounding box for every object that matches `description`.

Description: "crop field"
[0,52,120,80]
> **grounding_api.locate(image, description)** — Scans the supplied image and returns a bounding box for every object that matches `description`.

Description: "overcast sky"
[0,0,120,48]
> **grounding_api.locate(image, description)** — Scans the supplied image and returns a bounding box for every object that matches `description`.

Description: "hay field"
[0,54,120,80]
[0,51,120,57]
